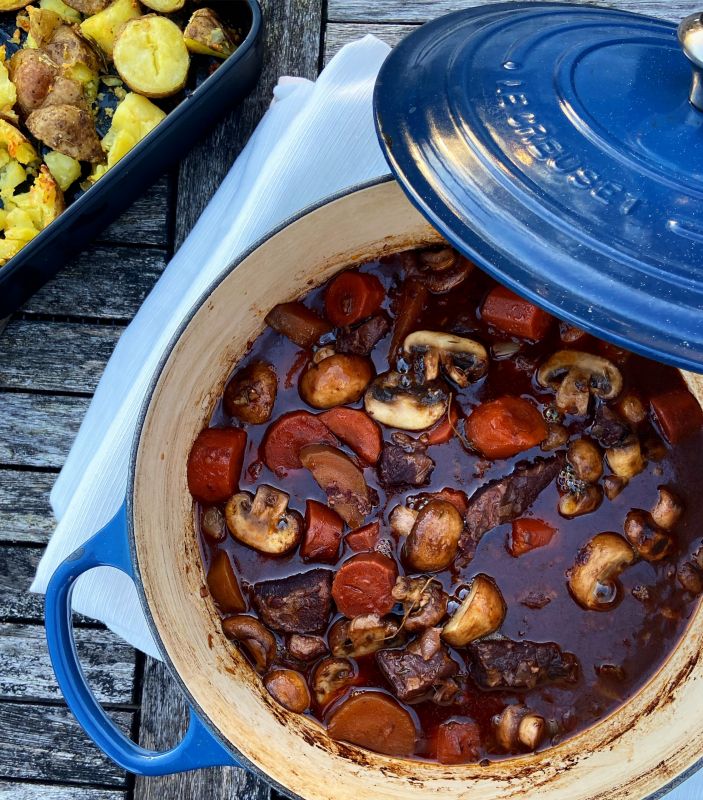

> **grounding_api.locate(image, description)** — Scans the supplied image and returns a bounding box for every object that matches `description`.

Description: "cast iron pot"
[45,178,703,798]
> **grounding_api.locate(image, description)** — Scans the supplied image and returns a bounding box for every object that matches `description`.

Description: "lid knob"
[679,12,703,110]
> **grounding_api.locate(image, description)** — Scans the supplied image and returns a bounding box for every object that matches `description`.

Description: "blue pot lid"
[374,2,703,372]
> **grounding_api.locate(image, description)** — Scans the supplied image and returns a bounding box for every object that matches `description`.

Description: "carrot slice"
[327,692,417,756]
[187,427,247,503]
[319,407,383,464]
[466,396,547,459]
[481,286,553,340]
[301,500,344,563]
[436,719,481,764]
[261,411,337,476]
[425,402,461,446]
[345,521,380,552]
[508,518,556,557]
[265,302,332,349]
[207,551,246,613]
[331,552,397,617]
[324,271,385,327]
[650,388,703,444]
[389,277,428,360]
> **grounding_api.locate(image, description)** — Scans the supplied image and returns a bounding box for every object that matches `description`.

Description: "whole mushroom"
[401,499,464,572]
[364,370,449,431]
[392,576,449,632]
[225,485,303,555]
[403,330,488,387]
[299,352,374,409]
[537,351,623,416]
[493,704,547,753]
[624,509,674,562]
[222,615,276,672]
[223,361,278,424]
[442,574,506,646]
[651,487,684,531]
[606,437,645,480]
[568,533,636,611]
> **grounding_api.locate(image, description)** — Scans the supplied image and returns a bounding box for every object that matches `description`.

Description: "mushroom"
[264,669,311,713]
[677,560,703,595]
[225,485,303,555]
[286,634,328,662]
[603,475,626,500]
[392,576,449,632]
[311,656,356,706]
[222,615,276,672]
[651,487,684,531]
[402,499,464,572]
[328,615,404,658]
[568,533,636,611]
[558,484,603,518]
[389,504,419,537]
[441,574,506,646]
[537,351,623,416]
[567,439,603,483]
[623,509,674,562]
[606,437,645,479]
[223,361,278,424]
[617,393,647,427]
[364,371,449,431]
[299,353,374,409]
[201,505,226,542]
[541,423,569,452]
[409,246,474,293]
[494,704,546,752]
[403,331,488,387]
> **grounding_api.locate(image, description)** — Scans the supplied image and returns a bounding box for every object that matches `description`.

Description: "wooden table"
[0,1,695,798]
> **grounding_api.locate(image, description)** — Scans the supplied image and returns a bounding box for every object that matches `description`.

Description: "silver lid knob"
[679,12,703,110]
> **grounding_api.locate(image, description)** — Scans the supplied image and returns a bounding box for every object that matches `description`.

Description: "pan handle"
[44,502,240,775]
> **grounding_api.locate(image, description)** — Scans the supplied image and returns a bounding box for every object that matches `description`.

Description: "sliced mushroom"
[558,484,603,518]
[402,499,463,572]
[392,576,449,632]
[494,704,546,752]
[223,361,278,424]
[567,439,603,483]
[408,246,474,293]
[311,656,357,706]
[603,475,627,500]
[442,574,506,646]
[225,485,303,555]
[328,615,404,658]
[568,533,636,611]
[537,351,623,416]
[623,509,674,562]
[606,437,645,479]
[403,331,488,388]
[264,669,311,713]
[364,370,449,431]
[222,615,276,672]
[651,487,684,531]
[299,353,374,409]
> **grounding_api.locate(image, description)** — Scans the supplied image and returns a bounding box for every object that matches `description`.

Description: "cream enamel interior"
[133,180,703,800]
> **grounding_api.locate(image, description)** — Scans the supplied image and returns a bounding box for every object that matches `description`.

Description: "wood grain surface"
[0,0,693,798]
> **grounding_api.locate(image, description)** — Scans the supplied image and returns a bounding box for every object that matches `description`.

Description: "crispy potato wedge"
[26,103,104,161]
[27,6,63,48]
[183,7,235,58]
[79,0,141,58]
[113,15,189,97]
[44,149,80,190]
[0,117,39,166]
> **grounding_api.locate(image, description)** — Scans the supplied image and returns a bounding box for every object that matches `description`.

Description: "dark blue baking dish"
[0,0,263,319]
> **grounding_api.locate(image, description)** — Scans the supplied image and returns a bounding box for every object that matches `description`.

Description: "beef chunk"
[377,628,458,701]
[286,633,328,662]
[589,404,631,449]
[336,314,390,356]
[253,569,333,633]
[460,454,565,558]
[468,639,579,691]
[379,443,435,488]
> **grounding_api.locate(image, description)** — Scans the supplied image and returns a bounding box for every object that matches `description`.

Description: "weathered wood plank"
[324,22,415,62]
[0,702,131,785]
[327,0,699,23]
[134,657,272,800]
[0,623,136,705]
[21,246,168,321]
[0,321,123,394]
[174,0,326,245]
[0,394,90,469]
[0,547,45,622]
[0,784,126,800]
[0,469,55,545]
[98,176,171,248]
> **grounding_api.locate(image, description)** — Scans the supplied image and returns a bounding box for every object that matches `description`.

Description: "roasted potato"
[44,24,102,75]
[26,103,104,161]
[141,0,183,11]
[9,48,58,115]
[0,0,32,12]
[0,48,17,120]
[183,8,236,58]
[79,0,141,58]
[113,15,189,97]
[40,75,89,110]
[62,0,112,15]
[89,90,164,180]
[39,0,81,24]
[0,118,39,167]
[26,6,63,48]
[44,149,80,190]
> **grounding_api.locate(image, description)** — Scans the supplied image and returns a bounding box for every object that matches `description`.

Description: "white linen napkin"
[29,32,702,800]
[31,34,393,657]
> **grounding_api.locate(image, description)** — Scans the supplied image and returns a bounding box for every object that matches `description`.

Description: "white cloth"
[29,32,701,800]
[31,35,392,657]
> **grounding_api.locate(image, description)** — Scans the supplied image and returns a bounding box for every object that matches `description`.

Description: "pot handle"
[44,502,240,775]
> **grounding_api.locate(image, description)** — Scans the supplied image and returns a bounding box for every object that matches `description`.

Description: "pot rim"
[124,174,703,800]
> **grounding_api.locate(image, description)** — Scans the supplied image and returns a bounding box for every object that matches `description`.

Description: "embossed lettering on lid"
[374,2,703,372]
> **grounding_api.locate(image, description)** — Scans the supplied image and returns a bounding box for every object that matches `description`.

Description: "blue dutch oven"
[44,5,703,799]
